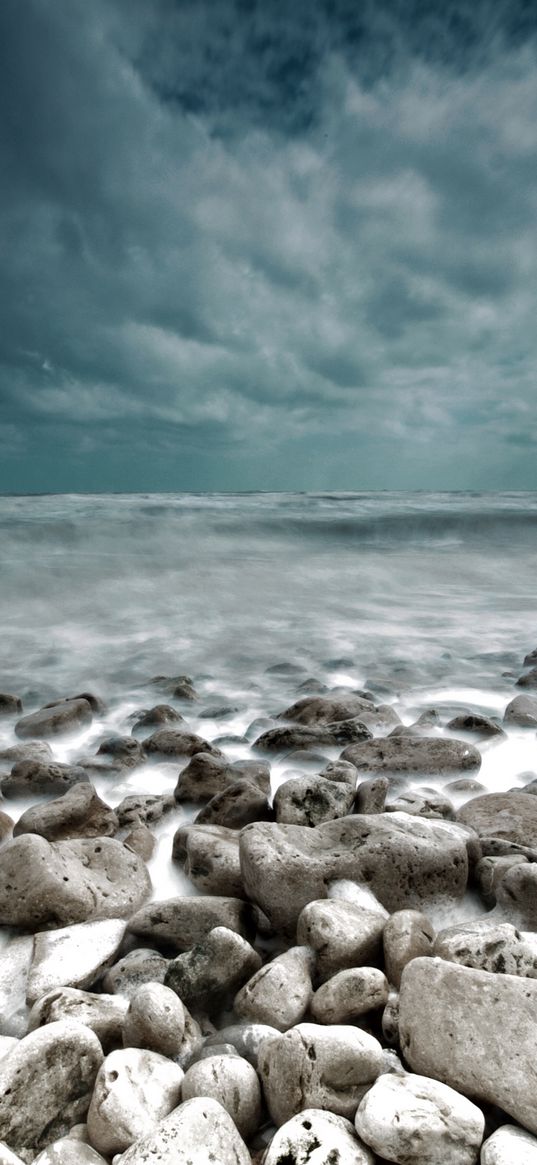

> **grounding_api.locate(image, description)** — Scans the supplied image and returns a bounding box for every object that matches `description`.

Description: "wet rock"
[14,783,118,841]
[164,926,261,1014]
[174,752,270,803]
[131,705,185,731]
[0,1020,103,1158]
[234,946,314,1031]
[505,695,537,727]
[434,920,537,976]
[263,1109,374,1165]
[446,713,505,739]
[481,1124,537,1163]
[516,668,537,689]
[259,1022,383,1125]
[1,760,89,799]
[115,793,175,829]
[296,677,329,693]
[0,936,34,1038]
[355,776,389,814]
[204,1022,279,1068]
[0,835,151,927]
[127,894,256,953]
[149,674,198,700]
[15,698,94,740]
[198,703,240,719]
[254,720,372,753]
[143,730,219,759]
[355,1071,485,1165]
[296,900,386,980]
[274,775,355,826]
[27,918,127,1004]
[96,736,144,763]
[278,694,401,733]
[0,741,53,765]
[87,1048,183,1156]
[124,825,155,861]
[102,949,169,998]
[172,823,244,897]
[475,854,529,907]
[181,1053,262,1141]
[34,1140,107,1164]
[386,787,456,819]
[28,987,128,1050]
[445,778,486,796]
[383,909,435,988]
[319,759,358,787]
[194,778,272,829]
[492,863,537,929]
[457,792,537,847]
[240,814,469,935]
[399,956,537,1134]
[311,966,389,1024]
[0,695,22,716]
[341,735,482,774]
[122,983,185,1058]
[114,1097,250,1164]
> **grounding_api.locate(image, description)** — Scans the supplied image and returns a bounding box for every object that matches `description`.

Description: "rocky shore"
[1,653,537,1164]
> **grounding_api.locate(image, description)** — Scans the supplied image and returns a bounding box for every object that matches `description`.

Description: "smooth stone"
[0,742,53,764]
[87,1048,183,1156]
[102,949,169,998]
[34,1140,107,1163]
[124,825,155,861]
[399,957,537,1134]
[446,713,505,739]
[204,1022,280,1068]
[0,937,33,1037]
[516,668,537,689]
[259,1023,383,1125]
[278,695,401,733]
[263,1109,374,1165]
[0,1020,103,1158]
[319,759,358,787]
[234,946,314,1031]
[112,1097,250,1164]
[143,731,221,759]
[28,987,128,1050]
[194,779,272,829]
[165,926,260,1014]
[383,910,436,988]
[386,788,456,820]
[481,1125,537,1164]
[122,983,186,1058]
[274,775,355,826]
[254,721,372,753]
[26,918,127,1004]
[341,735,482,774]
[132,705,185,730]
[115,794,175,828]
[0,695,22,716]
[310,967,389,1024]
[14,783,118,841]
[297,900,386,980]
[172,823,244,897]
[1,760,89,799]
[355,776,389,814]
[457,793,537,847]
[181,1054,262,1140]
[127,894,256,953]
[0,813,13,843]
[355,1071,485,1165]
[434,921,537,976]
[240,814,469,935]
[15,699,93,740]
[504,695,537,727]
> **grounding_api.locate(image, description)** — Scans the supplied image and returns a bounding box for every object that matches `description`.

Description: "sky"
[1,0,537,493]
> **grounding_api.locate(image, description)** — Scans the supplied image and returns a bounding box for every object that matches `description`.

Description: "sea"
[1,490,536,918]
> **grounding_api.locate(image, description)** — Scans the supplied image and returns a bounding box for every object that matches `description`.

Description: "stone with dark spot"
[2,760,89,799]
[194,778,273,829]
[164,926,261,1014]
[115,793,175,829]
[341,735,482,775]
[131,705,185,730]
[504,694,537,726]
[172,823,244,897]
[263,1109,374,1165]
[127,894,257,952]
[143,730,221,759]
[274,775,355,826]
[354,776,389,814]
[13,783,118,841]
[102,949,170,998]
[254,720,372,753]
[447,712,505,738]
[434,919,537,976]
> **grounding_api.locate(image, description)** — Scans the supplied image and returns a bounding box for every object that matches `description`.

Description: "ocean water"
[0,491,536,914]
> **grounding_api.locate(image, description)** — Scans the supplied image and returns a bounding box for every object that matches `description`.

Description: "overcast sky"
[2,0,537,492]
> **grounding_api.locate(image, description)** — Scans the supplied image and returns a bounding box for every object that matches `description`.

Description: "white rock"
[181,1053,262,1140]
[0,936,33,1037]
[355,1072,484,1165]
[34,1139,108,1163]
[481,1125,537,1164]
[87,1047,183,1156]
[234,946,314,1031]
[0,1144,25,1165]
[27,919,126,1004]
[263,1108,375,1164]
[112,1097,250,1163]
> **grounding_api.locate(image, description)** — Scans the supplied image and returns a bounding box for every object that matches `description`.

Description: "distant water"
[0,491,536,914]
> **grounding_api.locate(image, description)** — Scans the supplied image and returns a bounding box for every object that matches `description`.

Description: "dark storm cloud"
[1,0,537,490]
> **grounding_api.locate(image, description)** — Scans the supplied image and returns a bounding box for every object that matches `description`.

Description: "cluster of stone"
[0,659,537,1163]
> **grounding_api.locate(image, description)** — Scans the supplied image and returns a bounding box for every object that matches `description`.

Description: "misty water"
[1,490,536,919]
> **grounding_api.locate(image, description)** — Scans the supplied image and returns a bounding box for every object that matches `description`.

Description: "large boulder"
[399,957,537,1134]
[355,1072,484,1165]
[112,1097,250,1164]
[457,793,537,847]
[240,814,470,934]
[14,783,118,841]
[0,835,151,927]
[341,736,481,774]
[15,699,94,740]
[127,895,255,952]
[0,1021,103,1158]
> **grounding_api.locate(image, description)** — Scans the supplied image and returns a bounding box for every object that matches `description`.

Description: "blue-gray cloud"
[1,0,537,490]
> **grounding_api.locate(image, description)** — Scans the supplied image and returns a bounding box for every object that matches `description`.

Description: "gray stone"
[0,1020,103,1158]
[278,694,401,733]
[274,775,355,826]
[457,793,537,847]
[15,699,94,740]
[319,759,358,787]
[0,813,13,843]
[164,926,261,1014]
[1,760,89,799]
[341,735,482,774]
[87,1048,183,1156]
[240,814,469,935]
[132,705,185,730]
[26,918,127,1004]
[115,793,175,828]
[127,894,256,953]
[112,1097,250,1164]
[386,788,456,820]
[296,899,386,980]
[172,823,244,897]
[28,988,128,1051]
[493,863,537,929]
[102,949,169,998]
[383,910,436,988]
[258,1022,383,1125]
[446,713,505,738]
[194,778,272,829]
[143,731,221,759]
[399,957,537,1135]
[504,695,537,727]
[0,742,53,765]
[517,668,537,689]
[434,921,537,976]
[0,937,33,1038]
[0,695,22,716]
[234,946,314,1031]
[263,1109,374,1165]
[14,783,118,841]
[355,776,389,814]
[481,1125,537,1164]
[181,1054,262,1140]
[122,983,186,1058]
[96,736,145,764]
[310,967,389,1024]
[204,1022,280,1068]
[254,721,372,753]
[124,825,155,861]
[355,1071,485,1165]
[0,835,151,927]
